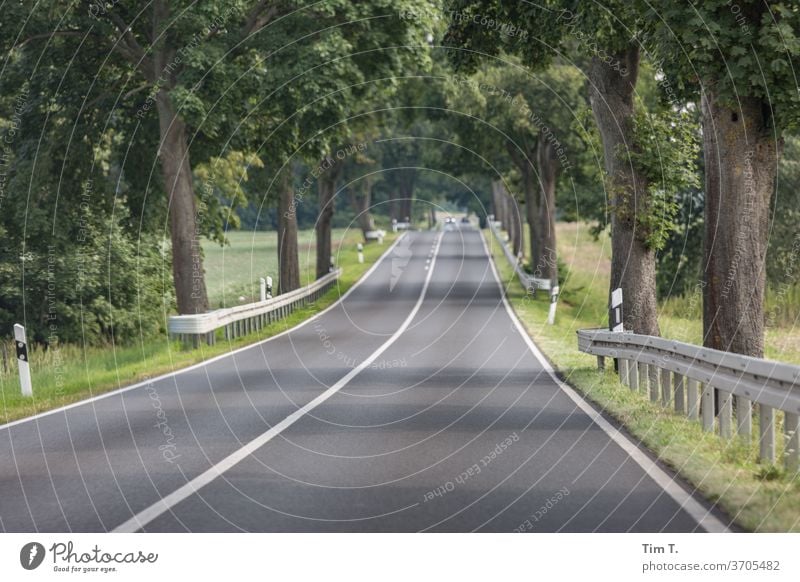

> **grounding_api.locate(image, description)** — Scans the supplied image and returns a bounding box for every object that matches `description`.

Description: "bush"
[0,206,173,346]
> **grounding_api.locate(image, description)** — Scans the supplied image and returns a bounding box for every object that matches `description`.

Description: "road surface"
[0,228,731,532]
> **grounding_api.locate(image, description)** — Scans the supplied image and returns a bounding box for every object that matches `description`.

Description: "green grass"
[660,295,800,365]
[0,230,396,425]
[486,222,800,532]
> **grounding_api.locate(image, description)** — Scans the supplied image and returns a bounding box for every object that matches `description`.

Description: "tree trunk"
[701,92,780,357]
[536,139,558,283]
[428,205,436,229]
[491,180,504,225]
[522,164,541,275]
[155,89,209,315]
[503,186,523,258]
[587,47,659,335]
[502,186,512,235]
[402,198,413,223]
[512,194,524,258]
[278,171,300,293]
[503,190,517,252]
[349,180,375,240]
[316,155,338,279]
[398,169,416,222]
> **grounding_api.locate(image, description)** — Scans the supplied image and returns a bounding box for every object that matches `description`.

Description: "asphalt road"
[0,227,732,532]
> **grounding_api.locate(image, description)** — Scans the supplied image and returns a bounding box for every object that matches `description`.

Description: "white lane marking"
[479,231,730,534]
[113,232,444,532]
[0,234,408,433]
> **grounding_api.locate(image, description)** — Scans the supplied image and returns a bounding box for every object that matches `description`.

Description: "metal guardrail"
[487,219,552,292]
[168,269,341,347]
[577,328,800,471]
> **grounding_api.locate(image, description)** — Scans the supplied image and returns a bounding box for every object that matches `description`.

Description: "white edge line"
[113,232,443,532]
[479,230,731,534]
[0,233,409,433]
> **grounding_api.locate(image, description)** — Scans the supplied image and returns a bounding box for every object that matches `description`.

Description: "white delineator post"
[609,287,624,376]
[14,324,32,397]
[547,285,560,325]
[260,278,267,302]
[357,243,364,264]
[610,287,624,332]
[330,256,335,273]
[266,276,273,299]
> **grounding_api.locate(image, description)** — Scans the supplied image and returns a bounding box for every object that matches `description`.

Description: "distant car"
[460,216,470,224]
[443,216,456,231]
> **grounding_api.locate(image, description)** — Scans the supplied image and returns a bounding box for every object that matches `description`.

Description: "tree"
[644,0,800,357]
[445,59,585,282]
[444,0,667,334]
[7,1,436,309]
[273,1,437,279]
[0,8,175,344]
[315,153,344,278]
[7,2,293,314]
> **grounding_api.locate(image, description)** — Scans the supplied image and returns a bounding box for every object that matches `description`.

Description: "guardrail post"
[13,324,32,397]
[736,397,752,439]
[784,412,799,473]
[648,365,659,403]
[630,361,639,391]
[759,404,775,464]
[686,378,699,420]
[718,391,733,439]
[638,362,648,395]
[596,356,605,371]
[620,359,630,387]
[701,383,715,432]
[674,374,685,415]
[660,368,671,407]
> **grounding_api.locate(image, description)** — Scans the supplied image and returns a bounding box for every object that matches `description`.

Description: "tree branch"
[105,11,156,82]
[13,30,87,50]
[241,1,281,39]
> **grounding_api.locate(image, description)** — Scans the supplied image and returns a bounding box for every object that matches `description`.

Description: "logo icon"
[20,542,45,570]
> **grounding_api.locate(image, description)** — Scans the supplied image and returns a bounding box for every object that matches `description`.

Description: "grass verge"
[485,224,800,532]
[0,233,397,425]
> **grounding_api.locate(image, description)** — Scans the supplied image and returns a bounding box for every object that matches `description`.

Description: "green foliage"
[642,0,800,131]
[622,108,701,250]
[194,151,263,244]
[655,188,704,299]
[0,0,437,344]
[444,0,640,73]
[769,134,800,285]
[0,204,172,346]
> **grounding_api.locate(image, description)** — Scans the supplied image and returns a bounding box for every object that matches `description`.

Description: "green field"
[486,223,800,532]
[203,228,365,308]
[0,229,396,424]
[543,222,800,365]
